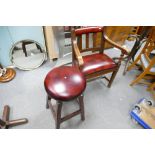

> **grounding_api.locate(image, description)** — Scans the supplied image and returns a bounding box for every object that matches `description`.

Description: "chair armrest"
[72,40,84,66]
[104,34,129,55]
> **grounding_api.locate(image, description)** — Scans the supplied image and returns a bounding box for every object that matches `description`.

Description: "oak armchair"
[71,26,128,87]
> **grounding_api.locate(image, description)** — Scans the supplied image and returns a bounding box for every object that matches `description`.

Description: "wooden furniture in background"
[123,26,152,75]
[0,105,28,129]
[147,82,155,100]
[95,26,136,49]
[71,26,128,88]
[127,27,155,86]
[64,26,81,39]
[44,66,86,129]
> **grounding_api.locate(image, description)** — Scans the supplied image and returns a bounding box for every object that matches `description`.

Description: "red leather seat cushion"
[44,66,86,101]
[81,53,117,75]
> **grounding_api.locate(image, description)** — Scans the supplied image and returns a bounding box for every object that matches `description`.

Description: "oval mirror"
[10,40,46,70]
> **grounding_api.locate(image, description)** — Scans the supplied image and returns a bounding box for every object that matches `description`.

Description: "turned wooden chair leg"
[78,94,85,121]
[108,68,119,88]
[56,102,63,129]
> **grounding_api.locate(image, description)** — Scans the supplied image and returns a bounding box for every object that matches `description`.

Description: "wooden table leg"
[56,102,63,129]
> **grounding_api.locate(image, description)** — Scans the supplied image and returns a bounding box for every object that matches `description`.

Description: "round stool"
[44,66,86,129]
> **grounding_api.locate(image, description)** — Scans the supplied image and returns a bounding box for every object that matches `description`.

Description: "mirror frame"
[10,39,47,71]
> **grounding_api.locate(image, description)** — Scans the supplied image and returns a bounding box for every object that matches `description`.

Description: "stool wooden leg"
[47,96,85,129]
[56,101,63,129]
[46,95,50,109]
[78,94,85,121]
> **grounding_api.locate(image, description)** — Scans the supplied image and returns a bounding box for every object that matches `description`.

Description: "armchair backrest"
[72,26,105,53]
[141,28,155,61]
[140,28,155,71]
[71,26,128,66]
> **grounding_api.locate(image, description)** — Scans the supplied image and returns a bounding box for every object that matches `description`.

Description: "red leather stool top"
[44,66,86,101]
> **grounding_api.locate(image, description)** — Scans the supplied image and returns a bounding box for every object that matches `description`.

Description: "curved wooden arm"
[72,40,84,66]
[104,34,129,55]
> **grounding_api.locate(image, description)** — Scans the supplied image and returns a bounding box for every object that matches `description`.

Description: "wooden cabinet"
[96,26,139,48]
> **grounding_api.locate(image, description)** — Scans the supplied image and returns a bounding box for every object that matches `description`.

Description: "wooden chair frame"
[46,94,85,129]
[71,26,128,87]
[127,28,155,86]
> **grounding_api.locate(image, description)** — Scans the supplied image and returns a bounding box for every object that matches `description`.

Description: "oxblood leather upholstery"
[72,26,126,88]
[81,53,117,75]
[75,27,102,35]
[44,66,86,101]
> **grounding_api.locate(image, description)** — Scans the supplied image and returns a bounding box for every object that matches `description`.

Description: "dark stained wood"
[85,66,118,80]
[93,33,97,48]
[46,95,50,109]
[46,94,85,129]
[86,33,89,48]
[71,26,128,87]
[77,35,82,50]
[81,47,101,53]
[60,109,81,122]
[44,66,86,129]
[0,105,28,129]
[56,102,62,129]
[78,94,85,120]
